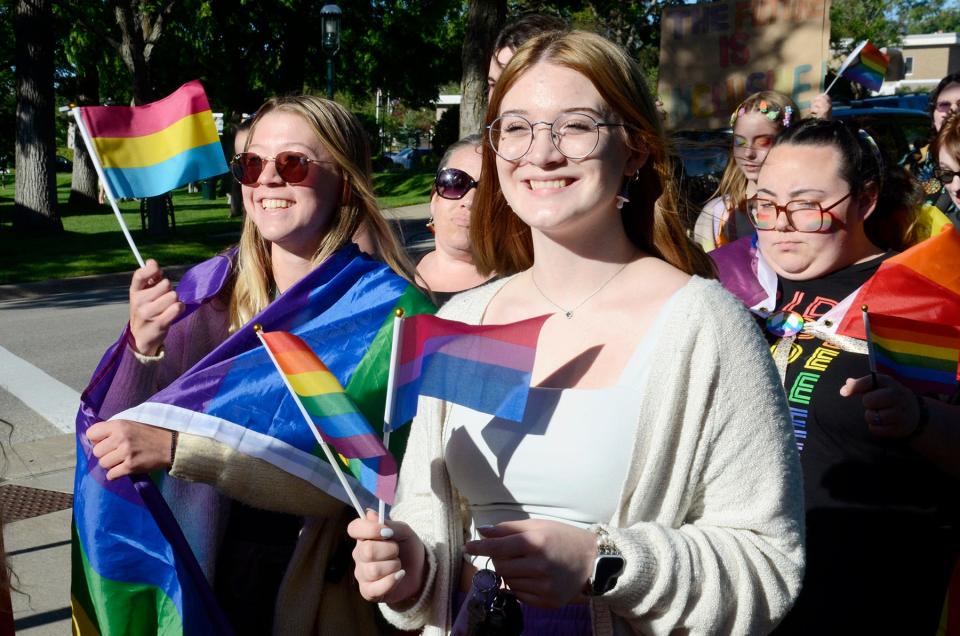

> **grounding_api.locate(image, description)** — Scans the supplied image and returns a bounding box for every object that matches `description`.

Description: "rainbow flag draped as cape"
[389,313,549,428]
[259,331,398,504]
[77,80,227,199]
[837,40,889,92]
[71,245,434,635]
[866,312,960,395]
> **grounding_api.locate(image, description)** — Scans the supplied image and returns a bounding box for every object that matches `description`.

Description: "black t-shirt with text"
[766,254,958,635]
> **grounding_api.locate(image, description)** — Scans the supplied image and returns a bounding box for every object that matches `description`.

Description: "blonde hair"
[472,30,714,278]
[229,96,415,330]
[712,91,800,207]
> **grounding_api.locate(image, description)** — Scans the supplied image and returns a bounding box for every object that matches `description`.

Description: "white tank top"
[444,292,679,566]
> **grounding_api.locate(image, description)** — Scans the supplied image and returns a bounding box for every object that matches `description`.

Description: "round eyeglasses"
[746,192,852,233]
[487,112,626,162]
[231,151,331,185]
[434,167,479,200]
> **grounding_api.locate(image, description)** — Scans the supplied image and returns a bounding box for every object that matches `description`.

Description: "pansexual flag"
[260,330,398,503]
[838,40,889,92]
[389,313,550,428]
[867,312,960,395]
[77,80,227,199]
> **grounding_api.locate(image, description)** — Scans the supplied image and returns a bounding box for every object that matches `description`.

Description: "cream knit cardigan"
[381,275,805,635]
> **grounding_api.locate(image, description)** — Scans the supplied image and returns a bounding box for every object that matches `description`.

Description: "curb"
[0,265,192,302]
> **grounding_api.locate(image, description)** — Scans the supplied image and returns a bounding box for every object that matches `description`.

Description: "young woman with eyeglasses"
[692,90,832,252]
[85,95,421,634]
[902,73,960,215]
[348,30,806,635]
[712,118,960,634]
[416,134,496,305]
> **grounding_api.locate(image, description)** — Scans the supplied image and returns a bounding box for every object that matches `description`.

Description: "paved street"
[0,204,431,633]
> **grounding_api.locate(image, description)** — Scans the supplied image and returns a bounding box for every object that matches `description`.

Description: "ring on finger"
[872,410,882,426]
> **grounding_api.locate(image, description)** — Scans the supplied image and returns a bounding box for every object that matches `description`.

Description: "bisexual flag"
[388,313,550,429]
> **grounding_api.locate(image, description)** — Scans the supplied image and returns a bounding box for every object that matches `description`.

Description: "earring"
[425,217,435,234]
[616,182,630,210]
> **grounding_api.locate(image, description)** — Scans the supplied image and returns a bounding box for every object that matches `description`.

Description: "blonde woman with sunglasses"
[85,95,418,635]
[416,134,496,305]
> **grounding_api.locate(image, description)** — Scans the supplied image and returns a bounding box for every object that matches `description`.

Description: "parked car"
[54,155,73,172]
[389,147,432,170]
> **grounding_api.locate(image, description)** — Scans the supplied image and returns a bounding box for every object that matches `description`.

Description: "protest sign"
[658,0,830,130]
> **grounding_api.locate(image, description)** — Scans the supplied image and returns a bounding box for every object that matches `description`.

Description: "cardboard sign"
[658,0,831,130]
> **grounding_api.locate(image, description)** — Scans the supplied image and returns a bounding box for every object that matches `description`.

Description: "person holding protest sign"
[349,30,805,635]
[711,118,959,634]
[694,90,832,251]
[82,95,426,635]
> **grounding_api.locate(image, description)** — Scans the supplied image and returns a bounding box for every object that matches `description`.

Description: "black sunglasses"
[435,167,479,200]
[231,151,330,185]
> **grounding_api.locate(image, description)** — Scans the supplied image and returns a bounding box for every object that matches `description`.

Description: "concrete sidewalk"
[0,201,432,633]
[3,434,75,635]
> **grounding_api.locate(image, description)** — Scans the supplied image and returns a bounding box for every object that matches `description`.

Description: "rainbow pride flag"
[867,312,960,394]
[71,245,434,634]
[838,40,889,92]
[260,331,397,503]
[77,80,227,199]
[389,313,550,428]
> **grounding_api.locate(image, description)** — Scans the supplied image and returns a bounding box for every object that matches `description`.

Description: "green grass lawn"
[0,171,433,285]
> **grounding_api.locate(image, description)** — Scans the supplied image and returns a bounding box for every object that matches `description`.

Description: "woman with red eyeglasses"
[416,135,496,305]
[712,118,960,634]
[84,95,422,634]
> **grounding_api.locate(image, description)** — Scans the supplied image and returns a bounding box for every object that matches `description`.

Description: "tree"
[830,0,902,51]
[460,0,506,137]
[14,0,62,233]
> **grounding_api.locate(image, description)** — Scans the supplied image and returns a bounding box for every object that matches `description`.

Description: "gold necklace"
[530,262,631,319]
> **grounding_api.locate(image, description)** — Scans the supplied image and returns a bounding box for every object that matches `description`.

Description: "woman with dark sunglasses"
[416,134,496,305]
[83,95,423,634]
[712,118,960,634]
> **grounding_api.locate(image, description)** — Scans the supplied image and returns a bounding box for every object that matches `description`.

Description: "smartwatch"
[585,526,625,596]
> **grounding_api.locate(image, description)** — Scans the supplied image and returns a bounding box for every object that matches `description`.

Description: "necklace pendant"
[564,311,573,319]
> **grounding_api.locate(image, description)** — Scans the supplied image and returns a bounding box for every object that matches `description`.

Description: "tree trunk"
[459,0,506,137]
[69,62,101,211]
[13,0,62,234]
[114,0,168,235]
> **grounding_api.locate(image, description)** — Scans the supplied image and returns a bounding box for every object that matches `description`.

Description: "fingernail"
[394,569,406,581]
[476,525,494,533]
[380,527,395,539]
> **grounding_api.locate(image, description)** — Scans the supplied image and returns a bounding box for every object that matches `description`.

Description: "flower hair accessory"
[729,97,793,128]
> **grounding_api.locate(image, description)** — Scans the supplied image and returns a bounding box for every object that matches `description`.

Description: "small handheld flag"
[386,313,550,430]
[76,80,227,200]
[862,308,960,395]
[827,40,889,94]
[71,80,228,267]
[257,328,398,509]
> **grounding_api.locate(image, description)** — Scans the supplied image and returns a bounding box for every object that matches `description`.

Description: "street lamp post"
[320,4,342,100]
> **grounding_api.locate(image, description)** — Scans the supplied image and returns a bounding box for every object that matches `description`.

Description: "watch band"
[585,526,625,596]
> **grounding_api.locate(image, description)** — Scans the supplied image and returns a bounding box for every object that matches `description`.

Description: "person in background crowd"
[350,30,804,635]
[487,13,567,98]
[902,72,960,218]
[416,134,495,305]
[693,90,832,251]
[933,111,960,226]
[712,118,959,634]
[86,95,419,635]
